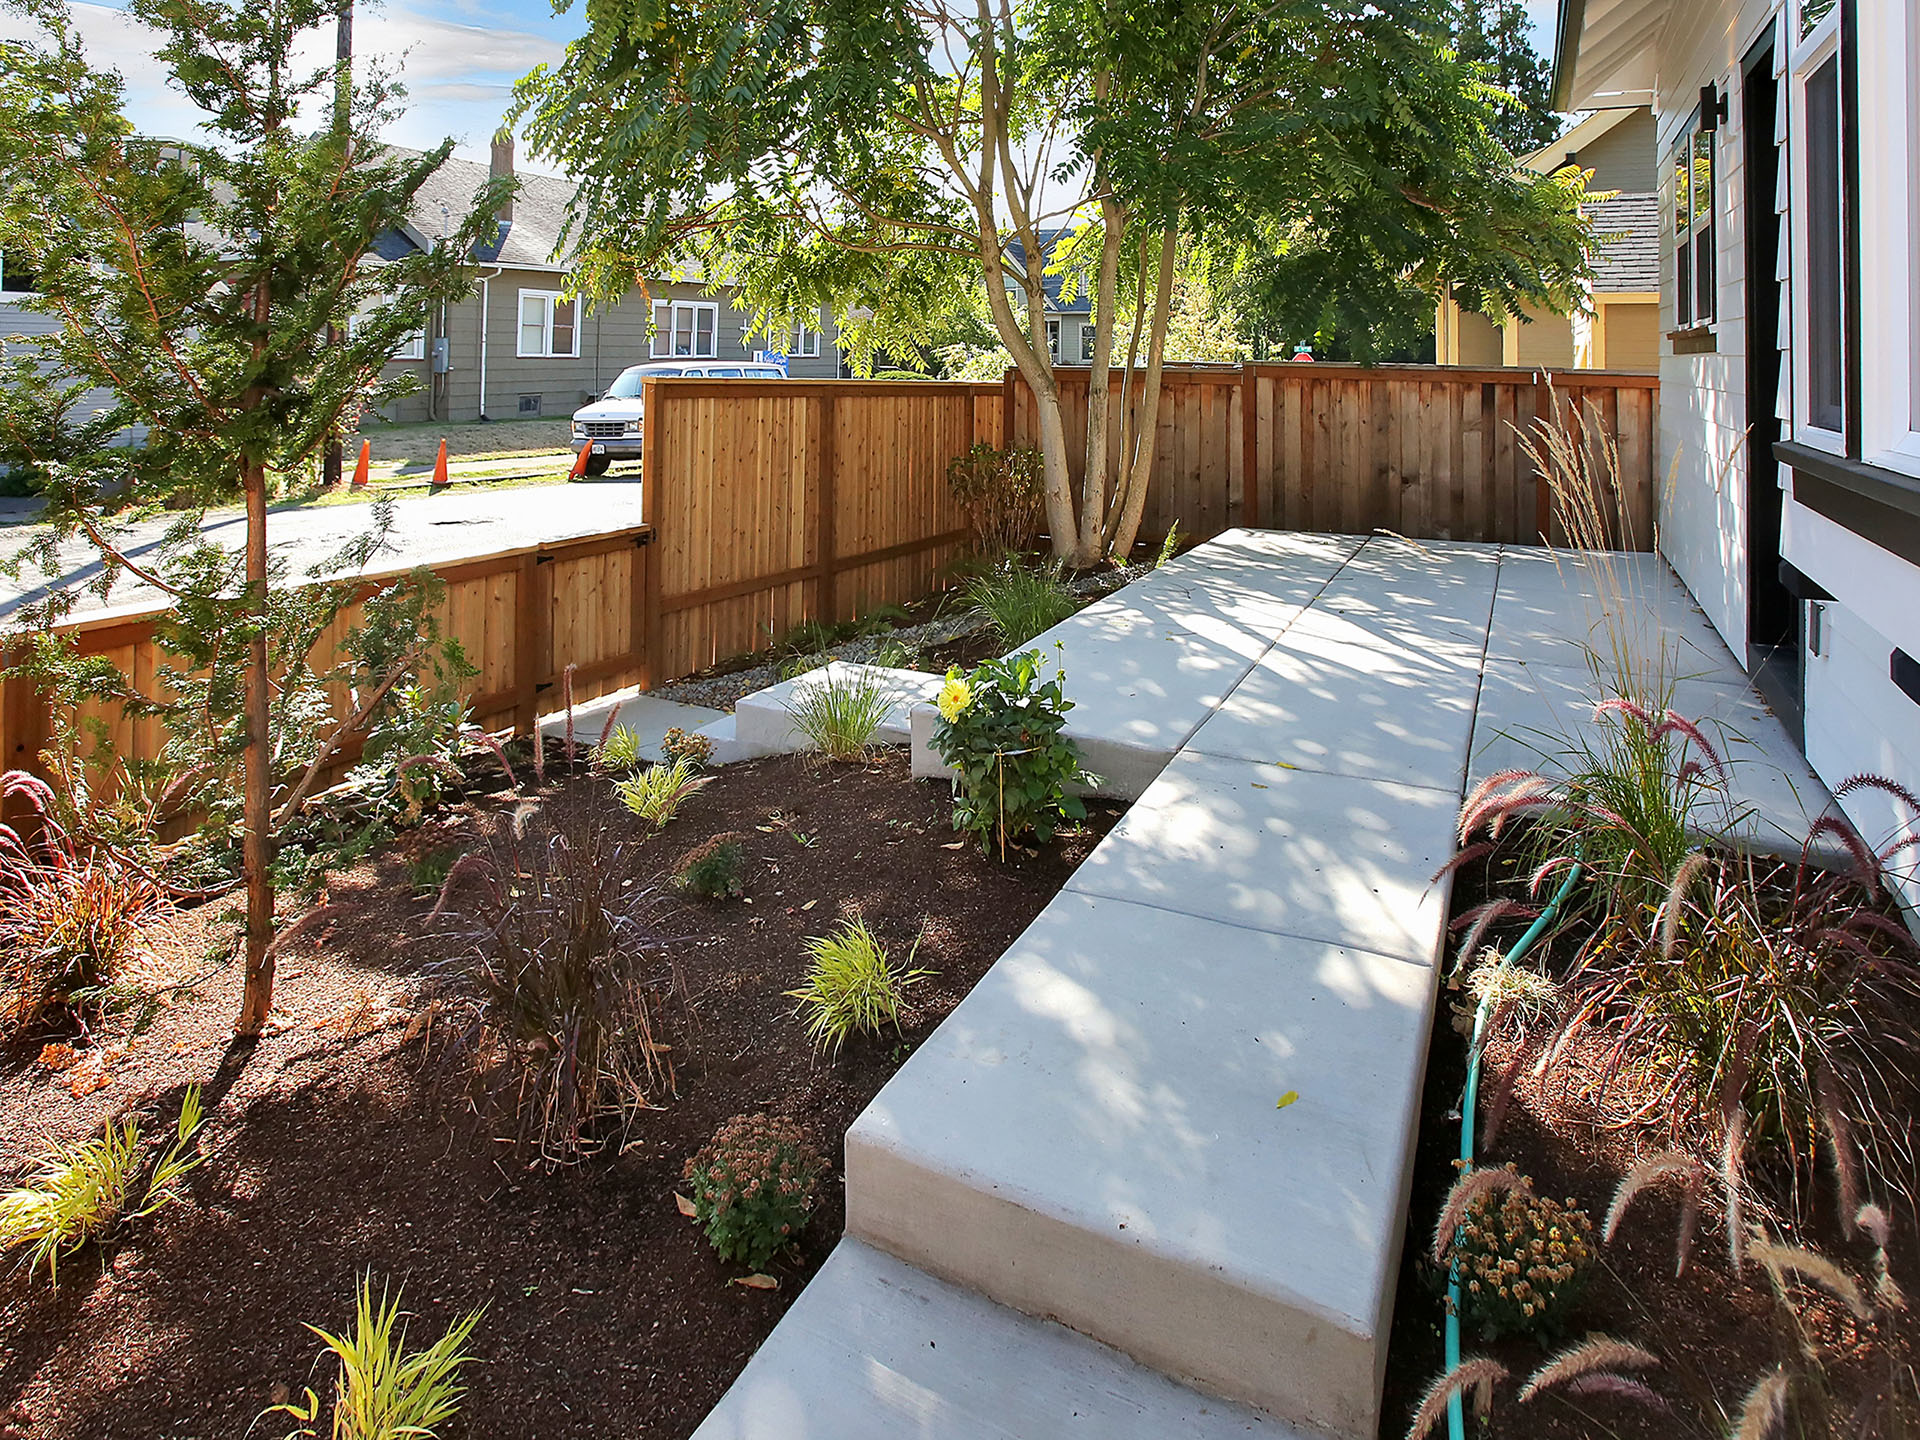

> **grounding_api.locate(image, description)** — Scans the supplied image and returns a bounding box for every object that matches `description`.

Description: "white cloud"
[0,1,567,164]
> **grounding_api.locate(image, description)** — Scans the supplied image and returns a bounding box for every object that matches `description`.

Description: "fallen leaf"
[800,899,817,911]
[731,1273,779,1290]
[674,1193,698,1218]
[1275,1090,1300,1110]
[941,841,964,850]
[1249,782,1269,790]
[38,1043,76,1072]
[1270,761,1298,770]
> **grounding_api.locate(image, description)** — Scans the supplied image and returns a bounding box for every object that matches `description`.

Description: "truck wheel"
[581,454,611,477]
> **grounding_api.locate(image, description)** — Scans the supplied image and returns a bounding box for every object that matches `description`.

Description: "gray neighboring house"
[1003,231,1096,367]
[0,250,125,431]
[367,137,842,426]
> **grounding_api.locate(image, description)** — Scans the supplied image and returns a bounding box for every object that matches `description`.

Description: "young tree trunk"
[235,455,276,1035]
[1078,199,1124,567]
[1105,222,1179,558]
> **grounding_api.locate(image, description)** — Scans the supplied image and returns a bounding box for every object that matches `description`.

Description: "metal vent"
[517,393,542,415]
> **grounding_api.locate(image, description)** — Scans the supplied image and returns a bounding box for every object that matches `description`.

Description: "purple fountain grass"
[1406,1357,1508,1440]
[1518,1335,1660,1403]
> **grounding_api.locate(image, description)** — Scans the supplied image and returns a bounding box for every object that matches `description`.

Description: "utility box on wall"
[431,336,450,374]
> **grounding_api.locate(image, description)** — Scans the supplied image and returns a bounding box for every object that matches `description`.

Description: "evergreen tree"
[0,0,508,1033]
[1455,0,1561,157]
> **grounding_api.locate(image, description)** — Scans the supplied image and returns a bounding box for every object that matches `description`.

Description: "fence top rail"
[640,378,1004,401]
[34,523,656,641]
[1034,362,1663,389]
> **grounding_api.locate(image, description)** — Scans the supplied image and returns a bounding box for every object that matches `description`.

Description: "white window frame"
[1788,9,1848,456]
[0,250,37,296]
[1045,317,1060,360]
[1856,0,1920,474]
[517,289,580,359]
[348,308,426,362]
[790,323,822,358]
[1080,324,1097,362]
[652,299,719,359]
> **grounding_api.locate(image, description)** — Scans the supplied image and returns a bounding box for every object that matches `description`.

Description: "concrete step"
[731,662,944,759]
[692,1239,1296,1440]
[692,712,749,766]
[845,888,1438,1440]
[537,687,723,762]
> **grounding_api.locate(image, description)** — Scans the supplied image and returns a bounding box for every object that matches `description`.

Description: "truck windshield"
[605,366,681,398]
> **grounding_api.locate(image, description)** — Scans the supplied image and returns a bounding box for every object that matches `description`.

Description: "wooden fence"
[2,364,1660,795]
[1008,364,1661,550]
[636,378,1003,679]
[1,526,654,787]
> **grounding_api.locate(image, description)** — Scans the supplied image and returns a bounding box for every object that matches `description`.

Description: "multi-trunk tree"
[0,0,507,1033]
[518,0,1594,566]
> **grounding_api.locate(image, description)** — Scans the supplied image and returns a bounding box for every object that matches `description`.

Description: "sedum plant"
[785,667,892,763]
[0,1083,204,1282]
[929,650,1092,858]
[615,758,714,828]
[1437,1165,1595,1341]
[681,1114,825,1271]
[265,1274,482,1440]
[787,917,929,1055]
[659,726,714,769]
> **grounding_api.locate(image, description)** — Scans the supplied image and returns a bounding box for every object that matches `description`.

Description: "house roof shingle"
[1586,192,1659,294]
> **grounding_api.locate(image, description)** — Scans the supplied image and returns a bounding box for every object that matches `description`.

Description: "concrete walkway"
[696,529,1826,1440]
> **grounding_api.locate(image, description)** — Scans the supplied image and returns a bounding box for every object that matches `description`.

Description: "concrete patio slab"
[691,1239,1294,1440]
[731,662,943,758]
[1486,546,1737,678]
[1470,658,1831,852]
[537,686,722,761]
[1064,751,1459,965]
[846,892,1435,1440]
[1183,606,1485,789]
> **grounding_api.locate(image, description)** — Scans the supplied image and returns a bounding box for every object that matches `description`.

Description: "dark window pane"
[1807,54,1844,432]
[1677,237,1692,327]
[1695,221,1716,323]
[2,252,40,294]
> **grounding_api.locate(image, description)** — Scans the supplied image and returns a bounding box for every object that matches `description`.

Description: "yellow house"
[1435,107,1660,372]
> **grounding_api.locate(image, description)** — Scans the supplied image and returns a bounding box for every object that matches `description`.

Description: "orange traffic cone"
[430,438,450,490]
[568,443,592,480]
[349,439,371,489]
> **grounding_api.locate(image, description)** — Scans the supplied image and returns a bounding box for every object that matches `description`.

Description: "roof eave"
[1551,0,1589,112]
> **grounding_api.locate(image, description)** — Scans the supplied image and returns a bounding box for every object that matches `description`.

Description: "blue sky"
[7,0,1562,177]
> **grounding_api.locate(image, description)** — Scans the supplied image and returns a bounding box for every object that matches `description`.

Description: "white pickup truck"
[571,359,787,475]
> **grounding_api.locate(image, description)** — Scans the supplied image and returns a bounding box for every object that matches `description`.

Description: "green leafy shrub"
[676,834,749,900]
[615,757,715,828]
[592,724,646,775]
[787,917,929,1054]
[0,1084,204,1282]
[963,561,1081,648]
[350,682,472,824]
[660,726,714,769]
[264,1274,482,1440]
[785,667,892,763]
[1439,1166,1595,1341]
[431,816,675,1164]
[0,773,159,1038]
[405,846,462,897]
[945,442,1044,555]
[928,651,1092,857]
[681,1114,825,1271]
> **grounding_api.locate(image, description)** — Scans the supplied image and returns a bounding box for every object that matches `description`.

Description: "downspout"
[477,265,502,420]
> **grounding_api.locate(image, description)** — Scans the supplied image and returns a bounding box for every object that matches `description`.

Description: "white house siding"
[1641,0,1920,911]
[1652,0,1772,661]
[0,298,130,438]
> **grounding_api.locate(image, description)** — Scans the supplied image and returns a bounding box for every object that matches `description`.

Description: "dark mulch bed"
[1381,843,1919,1440]
[0,752,1118,1440]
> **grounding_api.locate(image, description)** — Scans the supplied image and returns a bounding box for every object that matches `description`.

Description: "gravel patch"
[647,561,1156,713]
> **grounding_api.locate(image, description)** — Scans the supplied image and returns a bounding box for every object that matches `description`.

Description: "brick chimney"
[490,129,514,225]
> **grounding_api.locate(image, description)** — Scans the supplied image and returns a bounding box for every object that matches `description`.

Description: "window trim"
[1790,12,1849,454]
[1045,317,1060,360]
[348,308,427,362]
[790,323,822,358]
[652,299,719,359]
[1666,109,1718,331]
[1081,323,1097,363]
[517,288,581,359]
[1855,0,1920,476]
[0,250,38,297]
